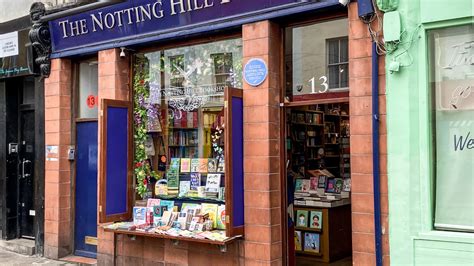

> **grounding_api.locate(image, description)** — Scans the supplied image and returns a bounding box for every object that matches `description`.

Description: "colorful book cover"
[153,205,167,220]
[207,158,218,172]
[190,158,200,172]
[179,181,191,197]
[201,203,218,228]
[309,176,318,191]
[155,179,168,196]
[216,205,226,230]
[295,179,303,192]
[160,200,175,213]
[303,232,320,253]
[133,207,147,226]
[170,158,180,172]
[190,173,201,191]
[216,157,225,173]
[167,170,179,189]
[205,173,221,193]
[301,179,310,192]
[309,211,322,229]
[146,198,161,207]
[296,210,308,227]
[334,178,344,193]
[343,178,351,192]
[325,178,336,193]
[295,230,302,251]
[180,158,191,173]
[181,203,200,213]
[318,175,327,188]
[198,158,208,173]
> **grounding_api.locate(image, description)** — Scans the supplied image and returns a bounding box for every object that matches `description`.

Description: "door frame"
[0,77,44,253]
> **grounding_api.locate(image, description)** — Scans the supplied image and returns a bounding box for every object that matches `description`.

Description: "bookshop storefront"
[40,0,386,264]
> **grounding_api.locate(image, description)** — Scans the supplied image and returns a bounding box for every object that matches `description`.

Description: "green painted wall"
[386,0,474,265]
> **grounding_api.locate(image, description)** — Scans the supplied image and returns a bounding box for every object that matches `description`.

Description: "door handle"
[21,159,32,179]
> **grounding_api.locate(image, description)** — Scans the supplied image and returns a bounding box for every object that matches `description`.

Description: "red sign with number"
[86,95,97,109]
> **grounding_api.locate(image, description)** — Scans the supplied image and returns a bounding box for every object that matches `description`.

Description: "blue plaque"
[243,58,268,87]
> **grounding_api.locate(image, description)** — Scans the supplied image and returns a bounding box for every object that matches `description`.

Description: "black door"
[4,77,36,239]
[18,108,35,238]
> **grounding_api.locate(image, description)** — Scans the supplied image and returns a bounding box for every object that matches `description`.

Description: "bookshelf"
[287,103,351,262]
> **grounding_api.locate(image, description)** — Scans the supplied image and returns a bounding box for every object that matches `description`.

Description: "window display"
[100,38,244,243]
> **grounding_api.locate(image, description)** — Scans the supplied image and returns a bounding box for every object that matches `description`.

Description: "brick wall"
[44,59,73,259]
[242,20,283,265]
[348,3,390,265]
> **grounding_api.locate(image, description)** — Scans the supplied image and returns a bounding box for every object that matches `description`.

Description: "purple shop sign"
[49,0,339,55]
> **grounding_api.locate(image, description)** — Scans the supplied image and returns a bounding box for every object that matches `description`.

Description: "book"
[317,175,327,188]
[177,212,191,230]
[295,231,302,251]
[301,180,310,192]
[295,179,303,192]
[179,181,191,197]
[153,205,167,226]
[160,200,175,213]
[343,178,351,192]
[207,158,218,172]
[190,158,200,172]
[303,232,320,253]
[309,211,322,229]
[309,176,318,191]
[334,178,344,193]
[190,173,201,191]
[170,158,180,172]
[217,157,225,173]
[167,171,179,190]
[198,158,208,173]
[147,198,161,208]
[180,158,191,173]
[325,178,336,193]
[296,210,308,227]
[205,173,221,193]
[181,203,201,213]
[133,207,147,226]
[201,203,218,228]
[216,205,226,230]
[155,179,168,196]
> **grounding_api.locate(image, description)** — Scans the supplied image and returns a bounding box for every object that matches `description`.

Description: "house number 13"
[309,76,329,94]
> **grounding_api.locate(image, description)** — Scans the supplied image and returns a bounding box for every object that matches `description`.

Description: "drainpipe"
[372,42,383,266]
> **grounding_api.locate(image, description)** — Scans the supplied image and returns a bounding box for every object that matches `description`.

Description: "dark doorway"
[2,77,36,240]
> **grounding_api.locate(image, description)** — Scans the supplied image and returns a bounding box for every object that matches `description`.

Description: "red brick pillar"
[44,59,73,259]
[242,21,283,265]
[348,3,389,265]
[96,48,131,265]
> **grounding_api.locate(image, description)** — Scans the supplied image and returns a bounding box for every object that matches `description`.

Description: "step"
[0,238,36,256]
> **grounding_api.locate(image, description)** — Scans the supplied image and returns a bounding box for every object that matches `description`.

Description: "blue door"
[74,121,98,258]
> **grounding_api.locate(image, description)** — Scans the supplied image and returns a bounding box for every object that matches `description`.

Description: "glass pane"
[132,38,242,215]
[328,65,339,89]
[285,18,348,99]
[78,61,98,119]
[328,40,339,64]
[22,77,35,105]
[340,64,348,88]
[340,38,348,63]
[429,24,474,232]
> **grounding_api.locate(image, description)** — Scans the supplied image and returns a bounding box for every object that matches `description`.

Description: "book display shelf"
[287,103,352,262]
[98,87,244,249]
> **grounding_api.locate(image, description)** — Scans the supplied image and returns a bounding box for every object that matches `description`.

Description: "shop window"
[78,60,98,119]
[429,24,474,232]
[327,38,348,89]
[285,18,349,101]
[99,38,244,242]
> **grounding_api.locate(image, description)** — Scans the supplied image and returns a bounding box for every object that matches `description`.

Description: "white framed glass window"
[429,24,474,232]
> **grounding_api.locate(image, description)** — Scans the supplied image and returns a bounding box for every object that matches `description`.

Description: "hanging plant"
[133,58,160,198]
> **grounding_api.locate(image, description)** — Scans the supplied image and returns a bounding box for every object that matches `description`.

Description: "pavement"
[0,248,78,266]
